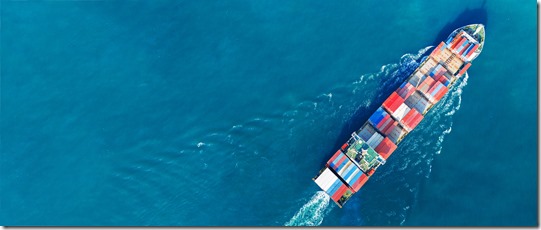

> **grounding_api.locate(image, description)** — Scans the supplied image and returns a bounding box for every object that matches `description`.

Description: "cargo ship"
[313,24,485,208]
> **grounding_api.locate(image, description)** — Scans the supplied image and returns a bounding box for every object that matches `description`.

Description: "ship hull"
[313,24,485,207]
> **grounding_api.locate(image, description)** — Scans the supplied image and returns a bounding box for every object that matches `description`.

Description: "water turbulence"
[284,191,333,226]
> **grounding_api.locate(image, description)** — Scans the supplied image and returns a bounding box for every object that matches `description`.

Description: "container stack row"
[313,167,353,204]
[355,38,477,161]
[446,31,480,60]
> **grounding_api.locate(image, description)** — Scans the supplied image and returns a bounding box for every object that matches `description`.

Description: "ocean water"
[1,0,537,226]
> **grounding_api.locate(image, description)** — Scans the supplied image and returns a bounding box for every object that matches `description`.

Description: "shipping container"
[425,81,448,103]
[341,143,349,151]
[431,42,444,56]
[443,71,454,82]
[419,58,438,75]
[400,108,424,131]
[465,44,479,58]
[376,114,394,134]
[391,103,411,121]
[382,92,405,113]
[462,43,474,57]
[396,82,416,99]
[434,86,449,101]
[326,178,343,196]
[438,76,450,87]
[452,37,466,50]
[459,42,471,56]
[335,159,365,189]
[451,37,466,50]
[331,184,350,202]
[408,71,427,87]
[314,167,341,192]
[448,33,461,47]
[352,173,370,192]
[457,63,472,77]
[374,137,397,159]
[358,123,377,142]
[388,123,408,144]
[417,76,436,95]
[368,107,388,127]
[329,152,348,170]
[405,91,433,114]
[381,121,397,136]
[344,168,362,185]
[327,149,343,166]
[456,40,469,53]
[366,131,384,149]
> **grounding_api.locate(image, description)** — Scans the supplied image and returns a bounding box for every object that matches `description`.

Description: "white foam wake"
[434,72,470,155]
[284,191,332,226]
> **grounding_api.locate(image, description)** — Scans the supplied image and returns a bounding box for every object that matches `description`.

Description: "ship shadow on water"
[431,2,488,45]
[319,3,488,225]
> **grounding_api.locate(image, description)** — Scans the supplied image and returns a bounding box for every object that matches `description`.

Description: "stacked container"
[405,91,433,114]
[400,108,424,131]
[358,123,384,149]
[382,92,405,114]
[396,82,417,99]
[314,167,353,204]
[374,137,397,159]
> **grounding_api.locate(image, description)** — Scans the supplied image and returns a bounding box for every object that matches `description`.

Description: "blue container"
[430,83,444,97]
[342,165,356,180]
[330,153,344,168]
[462,43,474,57]
[368,107,387,126]
[349,171,363,186]
[328,179,342,195]
[344,168,358,183]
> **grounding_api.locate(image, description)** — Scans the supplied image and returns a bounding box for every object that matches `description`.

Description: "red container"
[431,42,444,56]
[449,35,461,48]
[352,174,370,192]
[396,82,416,99]
[341,143,349,151]
[418,76,435,94]
[327,149,343,166]
[367,168,375,176]
[436,67,447,77]
[401,108,424,131]
[457,63,472,77]
[382,92,405,113]
[382,121,398,136]
[375,137,397,159]
[452,37,466,50]
[427,81,448,103]
[331,184,347,202]
[376,114,394,132]
[427,81,444,96]
[334,154,348,170]
[434,86,449,101]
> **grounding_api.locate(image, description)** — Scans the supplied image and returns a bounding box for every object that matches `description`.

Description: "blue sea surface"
[1,0,537,226]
